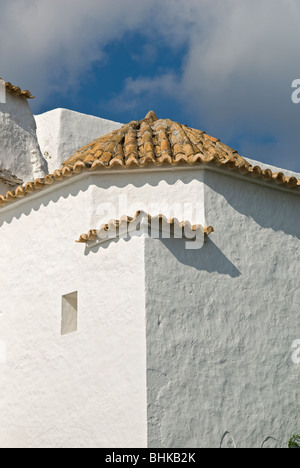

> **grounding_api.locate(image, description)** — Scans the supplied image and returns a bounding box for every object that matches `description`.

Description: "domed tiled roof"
[0,111,299,208]
[63,110,251,172]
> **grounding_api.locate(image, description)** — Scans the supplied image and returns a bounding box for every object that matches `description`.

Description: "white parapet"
[0,92,47,183]
[34,108,123,173]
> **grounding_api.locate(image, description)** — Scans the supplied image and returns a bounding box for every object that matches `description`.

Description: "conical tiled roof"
[0,111,299,208]
[62,111,299,189]
[63,110,252,172]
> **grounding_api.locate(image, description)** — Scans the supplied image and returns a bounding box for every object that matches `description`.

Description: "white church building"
[0,78,299,448]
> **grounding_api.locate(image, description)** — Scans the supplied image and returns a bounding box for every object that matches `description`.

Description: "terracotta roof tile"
[0,78,34,99]
[0,111,299,208]
[62,111,299,193]
[76,210,214,244]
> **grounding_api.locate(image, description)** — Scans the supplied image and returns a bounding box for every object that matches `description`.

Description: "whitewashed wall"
[0,93,47,182]
[0,174,149,448]
[0,164,298,448]
[35,109,123,172]
[146,169,300,448]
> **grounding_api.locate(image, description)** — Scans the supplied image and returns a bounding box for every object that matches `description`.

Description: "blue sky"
[0,0,299,171]
[37,32,189,125]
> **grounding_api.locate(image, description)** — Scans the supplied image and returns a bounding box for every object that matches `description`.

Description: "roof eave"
[0,163,299,216]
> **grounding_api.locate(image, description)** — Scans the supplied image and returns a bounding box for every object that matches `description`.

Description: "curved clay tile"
[76,210,214,244]
[62,110,251,172]
[0,78,34,99]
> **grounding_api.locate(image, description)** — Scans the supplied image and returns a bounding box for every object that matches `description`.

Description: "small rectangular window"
[61,291,78,336]
[0,339,6,364]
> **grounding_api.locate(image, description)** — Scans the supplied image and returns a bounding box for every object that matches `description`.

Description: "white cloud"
[108,74,179,113]
[114,0,300,169]
[0,0,299,170]
[0,0,156,99]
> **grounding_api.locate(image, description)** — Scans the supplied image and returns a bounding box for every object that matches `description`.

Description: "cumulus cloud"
[0,0,299,170]
[177,0,300,169]
[0,0,156,99]
[114,0,300,169]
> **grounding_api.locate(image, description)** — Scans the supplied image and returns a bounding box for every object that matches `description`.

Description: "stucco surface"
[0,93,47,182]
[146,170,300,448]
[0,167,205,447]
[0,163,299,448]
[35,109,122,173]
[0,176,147,448]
